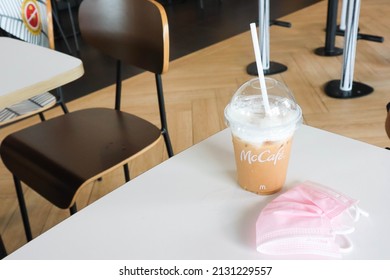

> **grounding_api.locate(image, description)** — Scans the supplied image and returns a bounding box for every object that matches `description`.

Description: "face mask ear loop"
[357,206,369,218]
[347,205,369,222]
[337,235,353,253]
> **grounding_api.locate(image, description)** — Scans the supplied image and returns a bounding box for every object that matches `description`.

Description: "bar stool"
[247,0,291,76]
[324,0,380,98]
[315,0,383,58]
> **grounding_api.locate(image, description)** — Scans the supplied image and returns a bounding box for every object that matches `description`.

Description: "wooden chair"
[0,0,68,126]
[0,0,174,241]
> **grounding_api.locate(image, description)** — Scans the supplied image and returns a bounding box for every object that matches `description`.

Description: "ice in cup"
[224,77,302,195]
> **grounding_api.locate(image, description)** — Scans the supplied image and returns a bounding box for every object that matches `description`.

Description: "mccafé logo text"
[240,147,285,165]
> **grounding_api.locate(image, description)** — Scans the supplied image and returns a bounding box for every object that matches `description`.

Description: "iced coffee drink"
[225,78,302,195]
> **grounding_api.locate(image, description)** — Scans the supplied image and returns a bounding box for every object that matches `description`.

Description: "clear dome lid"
[225,78,302,143]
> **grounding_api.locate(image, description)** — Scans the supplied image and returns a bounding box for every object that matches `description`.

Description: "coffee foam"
[225,95,302,145]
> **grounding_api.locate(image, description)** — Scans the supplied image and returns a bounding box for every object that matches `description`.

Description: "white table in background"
[5,125,390,259]
[0,37,83,107]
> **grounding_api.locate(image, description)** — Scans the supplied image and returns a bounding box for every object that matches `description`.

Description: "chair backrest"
[78,0,169,74]
[0,0,54,49]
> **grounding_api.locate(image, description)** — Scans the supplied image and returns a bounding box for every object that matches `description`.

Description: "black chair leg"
[38,112,46,122]
[163,130,174,158]
[69,203,77,215]
[155,74,174,158]
[56,87,69,114]
[13,175,33,241]
[59,101,69,114]
[124,163,130,182]
[51,3,74,55]
[66,1,80,54]
[0,234,7,259]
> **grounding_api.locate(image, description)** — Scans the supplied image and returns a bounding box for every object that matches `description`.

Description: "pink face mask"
[256,181,368,258]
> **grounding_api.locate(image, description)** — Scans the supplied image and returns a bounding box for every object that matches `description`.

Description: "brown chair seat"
[0,108,161,209]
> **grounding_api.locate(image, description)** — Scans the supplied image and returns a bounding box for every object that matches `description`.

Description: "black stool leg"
[13,176,33,241]
[314,0,343,56]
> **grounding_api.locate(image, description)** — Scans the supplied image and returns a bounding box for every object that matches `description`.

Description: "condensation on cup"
[224,78,302,195]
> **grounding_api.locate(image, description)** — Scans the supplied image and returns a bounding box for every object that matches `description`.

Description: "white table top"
[0,37,84,107]
[6,125,390,259]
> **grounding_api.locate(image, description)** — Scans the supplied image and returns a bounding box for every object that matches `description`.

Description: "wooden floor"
[1,0,390,255]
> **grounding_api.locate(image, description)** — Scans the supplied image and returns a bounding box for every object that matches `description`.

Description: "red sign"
[22,0,42,34]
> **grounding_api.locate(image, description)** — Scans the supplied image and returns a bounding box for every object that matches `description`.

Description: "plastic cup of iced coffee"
[224,77,302,195]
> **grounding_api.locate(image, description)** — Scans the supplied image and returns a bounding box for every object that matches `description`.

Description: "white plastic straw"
[250,22,271,114]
